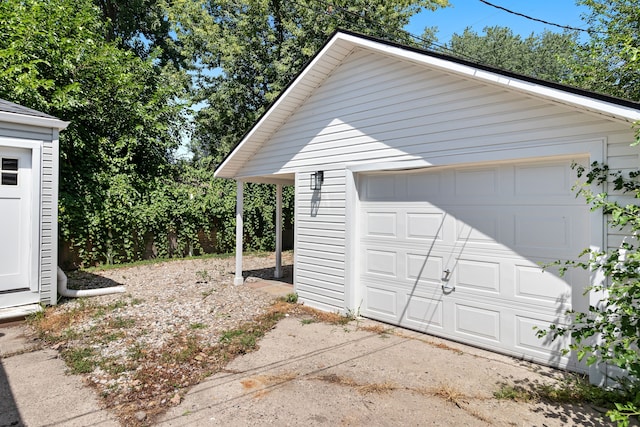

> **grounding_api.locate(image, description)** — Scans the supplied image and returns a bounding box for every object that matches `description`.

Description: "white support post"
[275,184,283,279]
[234,180,244,286]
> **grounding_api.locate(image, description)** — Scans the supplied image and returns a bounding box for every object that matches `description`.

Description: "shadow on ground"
[243,264,293,284]
[0,330,24,427]
[65,270,125,290]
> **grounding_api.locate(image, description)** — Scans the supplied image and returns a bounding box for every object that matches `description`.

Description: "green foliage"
[283,293,299,304]
[571,0,640,143]
[170,0,448,161]
[63,347,97,374]
[538,162,640,426]
[572,0,640,101]
[445,26,579,82]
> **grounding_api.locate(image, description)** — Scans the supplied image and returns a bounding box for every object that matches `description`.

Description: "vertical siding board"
[40,140,54,304]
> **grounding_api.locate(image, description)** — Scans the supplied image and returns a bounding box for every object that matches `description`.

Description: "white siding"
[40,141,57,304]
[244,50,637,312]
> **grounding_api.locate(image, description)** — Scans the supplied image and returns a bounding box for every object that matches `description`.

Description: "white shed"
[215,31,640,381]
[0,99,68,317]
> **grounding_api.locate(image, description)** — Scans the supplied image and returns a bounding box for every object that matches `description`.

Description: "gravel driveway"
[31,252,615,426]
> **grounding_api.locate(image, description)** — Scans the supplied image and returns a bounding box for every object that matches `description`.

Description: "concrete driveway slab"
[158,317,612,426]
[0,322,118,427]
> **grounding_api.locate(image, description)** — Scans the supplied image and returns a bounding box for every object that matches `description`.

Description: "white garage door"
[359,157,590,371]
[0,147,34,293]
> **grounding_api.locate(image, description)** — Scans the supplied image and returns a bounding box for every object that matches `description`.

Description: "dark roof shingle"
[0,98,59,119]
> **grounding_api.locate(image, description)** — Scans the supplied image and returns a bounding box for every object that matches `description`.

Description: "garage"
[215,31,640,382]
[359,156,590,370]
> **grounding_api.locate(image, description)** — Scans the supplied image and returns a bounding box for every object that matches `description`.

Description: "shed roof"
[0,98,69,130]
[215,30,640,180]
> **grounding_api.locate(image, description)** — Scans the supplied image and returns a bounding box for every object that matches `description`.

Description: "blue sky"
[406,0,590,43]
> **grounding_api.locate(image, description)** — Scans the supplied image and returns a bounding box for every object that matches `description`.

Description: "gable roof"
[0,98,69,130]
[215,30,640,179]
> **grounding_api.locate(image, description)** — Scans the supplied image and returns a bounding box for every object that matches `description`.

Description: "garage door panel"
[364,286,398,319]
[454,303,501,342]
[514,264,572,307]
[515,213,570,249]
[406,212,445,240]
[364,175,397,201]
[455,216,500,244]
[514,161,574,197]
[365,211,397,237]
[456,259,500,294]
[454,167,499,197]
[514,314,579,372]
[364,249,397,277]
[403,294,444,329]
[407,172,442,199]
[406,253,443,284]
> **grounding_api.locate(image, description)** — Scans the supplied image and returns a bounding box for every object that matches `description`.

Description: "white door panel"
[0,147,34,292]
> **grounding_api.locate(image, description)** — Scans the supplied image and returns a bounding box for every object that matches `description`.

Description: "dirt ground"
[158,316,613,426]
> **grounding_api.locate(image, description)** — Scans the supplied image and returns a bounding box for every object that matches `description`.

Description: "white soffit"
[215,31,640,179]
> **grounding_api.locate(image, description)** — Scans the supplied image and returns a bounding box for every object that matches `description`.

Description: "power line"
[477,0,602,34]
[301,0,486,64]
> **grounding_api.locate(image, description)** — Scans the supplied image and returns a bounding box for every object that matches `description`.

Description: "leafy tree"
[95,0,183,65]
[571,0,640,101]
[170,0,448,162]
[570,0,639,143]
[444,26,580,82]
[0,0,188,264]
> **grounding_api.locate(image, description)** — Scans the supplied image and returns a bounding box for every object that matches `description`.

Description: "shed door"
[359,157,590,371]
[0,147,35,292]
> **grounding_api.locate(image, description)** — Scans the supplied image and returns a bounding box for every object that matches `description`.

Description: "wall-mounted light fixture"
[310,171,324,190]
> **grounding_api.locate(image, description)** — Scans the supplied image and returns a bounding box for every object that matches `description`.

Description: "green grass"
[81,250,286,272]
[63,347,96,374]
[189,322,208,330]
[494,375,622,407]
[108,316,136,329]
[279,293,298,303]
[127,343,146,361]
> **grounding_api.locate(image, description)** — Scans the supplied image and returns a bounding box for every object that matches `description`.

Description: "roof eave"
[214,30,640,180]
[0,111,70,131]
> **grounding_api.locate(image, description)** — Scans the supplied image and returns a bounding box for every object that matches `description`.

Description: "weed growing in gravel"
[127,343,146,361]
[300,318,316,325]
[100,357,129,375]
[99,331,125,343]
[189,322,208,330]
[279,293,298,303]
[201,288,216,299]
[195,270,211,283]
[108,316,135,329]
[64,347,97,374]
[108,300,128,310]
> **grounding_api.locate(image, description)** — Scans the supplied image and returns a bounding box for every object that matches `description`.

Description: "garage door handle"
[441,269,454,293]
